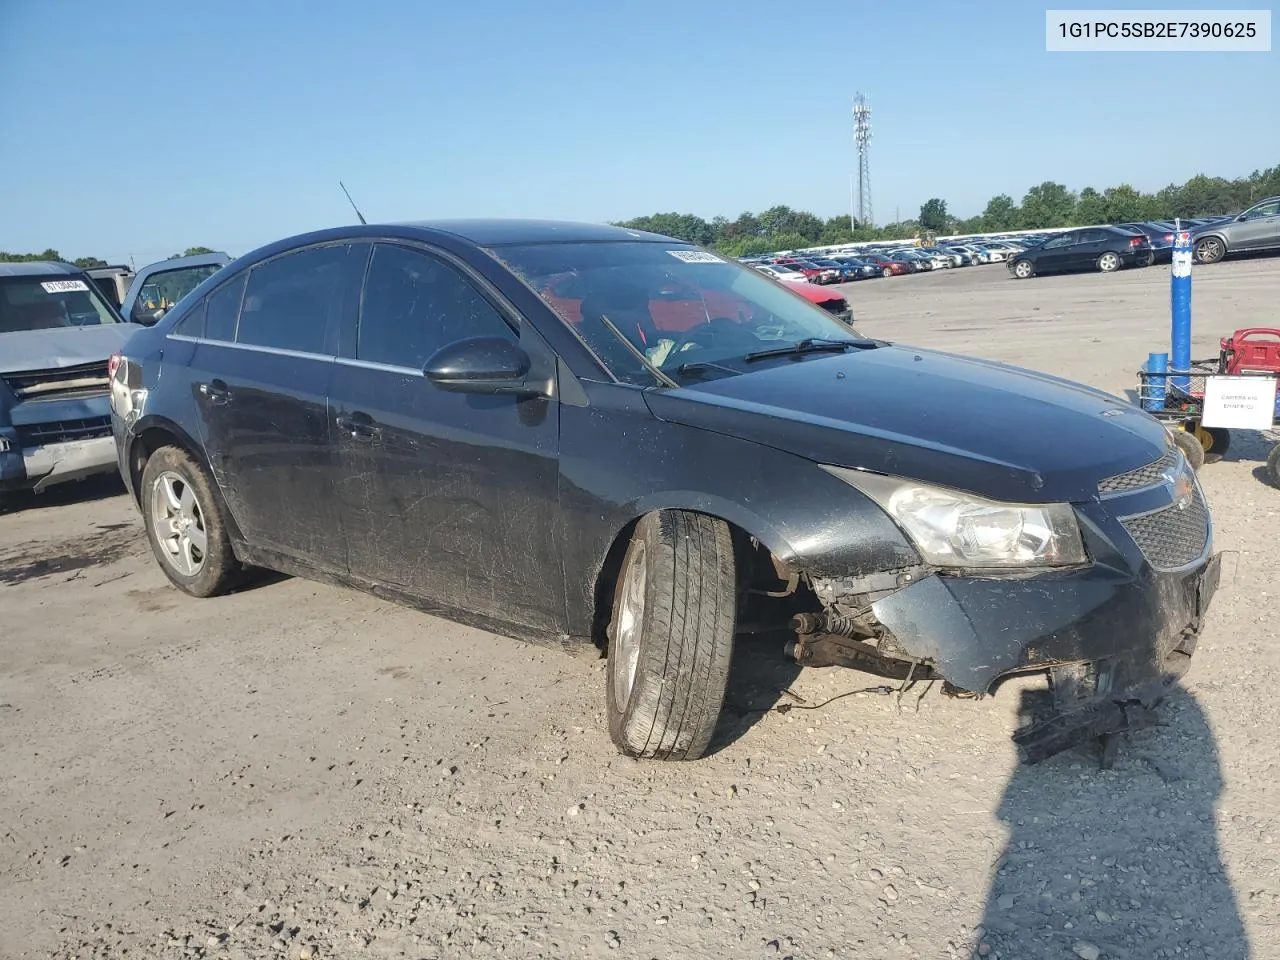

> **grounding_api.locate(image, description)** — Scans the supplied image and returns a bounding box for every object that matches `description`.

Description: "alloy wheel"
[150,470,208,577]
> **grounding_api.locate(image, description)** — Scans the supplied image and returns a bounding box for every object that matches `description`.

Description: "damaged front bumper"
[789,464,1222,765]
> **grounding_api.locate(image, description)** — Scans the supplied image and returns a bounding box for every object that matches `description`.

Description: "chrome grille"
[2,361,111,402]
[17,416,112,447]
[1121,486,1210,571]
[1098,447,1179,494]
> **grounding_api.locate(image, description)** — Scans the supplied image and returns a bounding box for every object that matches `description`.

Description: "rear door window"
[204,274,247,342]
[237,244,354,354]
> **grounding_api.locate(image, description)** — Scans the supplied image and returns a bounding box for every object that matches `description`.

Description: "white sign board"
[1201,375,1278,430]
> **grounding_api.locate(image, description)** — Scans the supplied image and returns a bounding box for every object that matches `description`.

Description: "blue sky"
[1,0,1275,264]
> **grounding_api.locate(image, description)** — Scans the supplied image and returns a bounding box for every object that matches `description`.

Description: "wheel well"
[588,510,796,651]
[127,426,207,507]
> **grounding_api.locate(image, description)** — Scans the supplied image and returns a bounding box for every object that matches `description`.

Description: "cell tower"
[853,93,872,227]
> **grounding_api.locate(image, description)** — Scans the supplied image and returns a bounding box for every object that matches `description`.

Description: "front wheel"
[1098,251,1121,272]
[1012,259,1034,279]
[1195,236,1226,264]
[881,267,893,278]
[605,510,737,761]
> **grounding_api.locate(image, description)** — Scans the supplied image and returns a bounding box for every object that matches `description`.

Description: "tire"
[1012,259,1034,279]
[1199,425,1231,460]
[1266,444,1280,489]
[1097,251,1121,273]
[1195,236,1226,264]
[882,267,892,278]
[605,510,737,761]
[140,445,241,597]
[1171,428,1205,472]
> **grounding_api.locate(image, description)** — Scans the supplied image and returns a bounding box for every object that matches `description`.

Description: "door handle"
[335,413,381,441]
[199,379,232,404]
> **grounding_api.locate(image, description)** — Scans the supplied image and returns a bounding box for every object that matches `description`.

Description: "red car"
[772,257,835,284]
[861,255,911,278]
[788,278,853,325]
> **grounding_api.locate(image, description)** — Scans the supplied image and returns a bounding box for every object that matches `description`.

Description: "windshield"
[490,242,864,386]
[0,275,121,333]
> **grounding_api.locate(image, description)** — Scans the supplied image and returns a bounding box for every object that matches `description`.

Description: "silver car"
[1192,196,1280,264]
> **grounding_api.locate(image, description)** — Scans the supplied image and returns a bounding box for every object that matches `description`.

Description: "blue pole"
[1171,220,1193,394]
[1144,352,1168,411]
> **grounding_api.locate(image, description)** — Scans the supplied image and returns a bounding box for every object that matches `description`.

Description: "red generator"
[1219,328,1280,376]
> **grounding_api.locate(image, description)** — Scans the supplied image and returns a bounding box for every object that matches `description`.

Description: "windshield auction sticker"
[1046,9,1271,51]
[40,280,89,293]
[666,250,723,264]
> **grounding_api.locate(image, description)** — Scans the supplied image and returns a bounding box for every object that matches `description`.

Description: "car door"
[1033,233,1074,272]
[1228,199,1280,251]
[328,240,564,632]
[185,242,365,570]
[122,252,233,326]
[1068,229,1106,270]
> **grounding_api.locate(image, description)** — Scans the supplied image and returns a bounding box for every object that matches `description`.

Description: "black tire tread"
[608,510,736,761]
[1172,428,1205,472]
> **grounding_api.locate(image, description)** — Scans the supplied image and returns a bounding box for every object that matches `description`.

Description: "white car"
[974,244,1010,262]
[754,264,808,283]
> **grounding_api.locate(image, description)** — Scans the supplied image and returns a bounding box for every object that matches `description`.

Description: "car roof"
[392,218,679,246]
[0,260,84,277]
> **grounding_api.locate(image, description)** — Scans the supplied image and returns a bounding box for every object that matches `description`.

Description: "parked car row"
[740,235,1060,282]
[736,200,1275,287]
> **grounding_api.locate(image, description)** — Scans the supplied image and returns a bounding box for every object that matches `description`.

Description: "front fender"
[558,383,919,638]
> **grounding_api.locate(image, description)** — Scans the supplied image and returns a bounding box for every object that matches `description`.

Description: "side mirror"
[130,303,159,326]
[424,336,536,396]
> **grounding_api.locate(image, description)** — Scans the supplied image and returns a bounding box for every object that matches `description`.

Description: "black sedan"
[1008,226,1155,278]
[108,220,1219,766]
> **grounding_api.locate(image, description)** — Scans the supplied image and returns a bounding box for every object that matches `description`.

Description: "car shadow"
[976,685,1249,958]
[706,629,803,755]
[0,473,126,515]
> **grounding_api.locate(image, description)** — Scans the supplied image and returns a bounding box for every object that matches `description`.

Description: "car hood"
[644,344,1169,503]
[0,324,142,374]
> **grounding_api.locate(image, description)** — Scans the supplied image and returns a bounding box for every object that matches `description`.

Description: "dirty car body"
[108,220,1219,764]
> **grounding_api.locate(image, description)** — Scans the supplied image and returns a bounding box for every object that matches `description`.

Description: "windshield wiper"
[743,337,880,363]
[673,360,741,381]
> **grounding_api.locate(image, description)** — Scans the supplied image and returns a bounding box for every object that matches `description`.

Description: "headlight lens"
[821,465,1087,568]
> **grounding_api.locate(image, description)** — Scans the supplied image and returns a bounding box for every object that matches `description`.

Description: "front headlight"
[821,465,1087,568]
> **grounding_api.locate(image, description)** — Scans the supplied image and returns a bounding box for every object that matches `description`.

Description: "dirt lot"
[3,257,1278,960]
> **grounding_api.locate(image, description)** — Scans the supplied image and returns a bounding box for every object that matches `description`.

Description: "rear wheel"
[605,510,737,761]
[1195,236,1226,264]
[1097,251,1121,272]
[140,446,241,597]
[1172,427,1205,472]
[1012,259,1034,279]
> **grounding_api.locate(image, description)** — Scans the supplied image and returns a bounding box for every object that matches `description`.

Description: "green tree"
[73,256,109,268]
[1101,184,1151,223]
[1019,181,1076,228]
[919,198,949,232]
[1073,187,1107,225]
[0,248,63,263]
[168,246,218,259]
[981,194,1019,232]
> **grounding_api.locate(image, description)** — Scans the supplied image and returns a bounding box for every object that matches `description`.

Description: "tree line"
[0,247,219,269]
[614,164,1280,257]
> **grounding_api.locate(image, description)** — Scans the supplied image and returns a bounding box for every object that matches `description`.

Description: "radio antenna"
[339,181,367,225]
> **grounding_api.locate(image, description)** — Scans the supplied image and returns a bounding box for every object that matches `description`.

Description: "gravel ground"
[2,256,1278,960]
